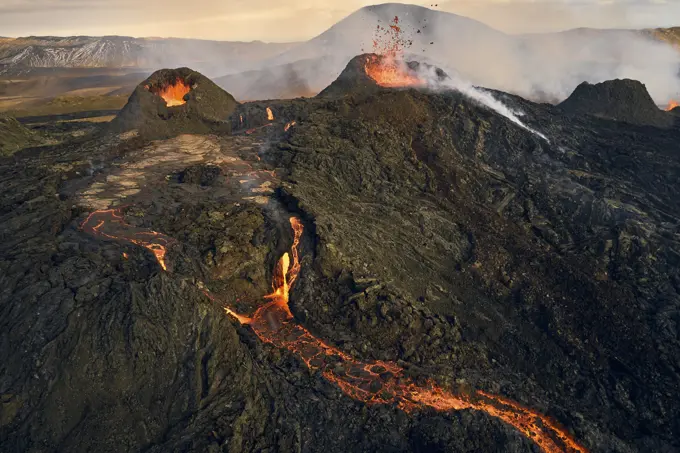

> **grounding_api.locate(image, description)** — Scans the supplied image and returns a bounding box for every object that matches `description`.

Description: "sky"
[0,0,678,41]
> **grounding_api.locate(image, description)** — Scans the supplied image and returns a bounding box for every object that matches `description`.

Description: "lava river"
[82,211,587,453]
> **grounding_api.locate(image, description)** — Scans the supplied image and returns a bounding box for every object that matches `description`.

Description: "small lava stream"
[81,210,587,453]
[80,208,174,270]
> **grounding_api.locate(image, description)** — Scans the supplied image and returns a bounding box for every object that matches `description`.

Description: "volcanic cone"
[318,53,448,98]
[109,67,239,139]
[558,79,672,127]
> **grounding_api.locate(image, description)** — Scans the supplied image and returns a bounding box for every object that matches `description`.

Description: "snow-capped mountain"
[0,36,297,76]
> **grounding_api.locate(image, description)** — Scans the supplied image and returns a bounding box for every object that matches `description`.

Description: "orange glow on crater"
[146,78,191,107]
[364,55,424,88]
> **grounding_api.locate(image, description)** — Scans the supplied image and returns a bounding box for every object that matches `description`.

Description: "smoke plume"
[217,4,680,105]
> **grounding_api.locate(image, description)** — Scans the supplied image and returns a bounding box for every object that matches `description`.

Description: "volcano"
[109,67,239,139]
[558,79,673,127]
[318,53,448,98]
[1,56,680,453]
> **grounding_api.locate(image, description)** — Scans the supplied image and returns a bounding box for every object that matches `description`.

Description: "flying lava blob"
[80,208,175,270]
[218,217,588,453]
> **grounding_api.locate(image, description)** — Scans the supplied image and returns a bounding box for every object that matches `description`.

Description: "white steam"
[414,61,550,142]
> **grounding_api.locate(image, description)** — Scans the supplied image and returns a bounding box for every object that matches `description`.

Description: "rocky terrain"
[0,113,39,156]
[558,79,673,127]
[0,60,679,453]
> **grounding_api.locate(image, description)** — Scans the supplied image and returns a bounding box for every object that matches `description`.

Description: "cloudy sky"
[0,0,678,41]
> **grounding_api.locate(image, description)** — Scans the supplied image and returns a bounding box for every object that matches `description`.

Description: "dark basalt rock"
[558,79,673,127]
[2,70,680,453]
[109,67,239,139]
[228,98,312,133]
[178,163,222,186]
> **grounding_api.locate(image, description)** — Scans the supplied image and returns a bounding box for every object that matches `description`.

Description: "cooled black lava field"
[1,63,679,453]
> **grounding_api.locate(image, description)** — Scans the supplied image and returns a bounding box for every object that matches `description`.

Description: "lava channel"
[214,217,588,453]
[80,208,174,270]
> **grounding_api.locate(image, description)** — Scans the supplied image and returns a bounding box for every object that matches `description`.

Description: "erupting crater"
[318,16,447,97]
[666,99,679,111]
[364,15,423,88]
[108,67,238,139]
[363,54,424,88]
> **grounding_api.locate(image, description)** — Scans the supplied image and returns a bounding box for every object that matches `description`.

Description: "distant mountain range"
[0,4,678,103]
[0,36,297,77]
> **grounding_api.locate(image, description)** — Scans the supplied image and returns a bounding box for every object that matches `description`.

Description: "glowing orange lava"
[267,107,275,121]
[364,55,424,88]
[80,208,174,270]
[215,217,587,453]
[284,120,296,131]
[146,78,191,107]
[666,100,679,111]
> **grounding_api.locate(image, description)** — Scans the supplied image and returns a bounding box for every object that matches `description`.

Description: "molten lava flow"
[666,100,679,111]
[217,217,587,453]
[147,78,191,107]
[80,208,174,270]
[266,107,274,121]
[364,55,424,88]
[284,120,296,132]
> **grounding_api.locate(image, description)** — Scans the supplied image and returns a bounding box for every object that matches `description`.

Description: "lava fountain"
[215,217,587,453]
[80,208,174,270]
[364,16,424,88]
[146,78,191,107]
[666,100,679,111]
